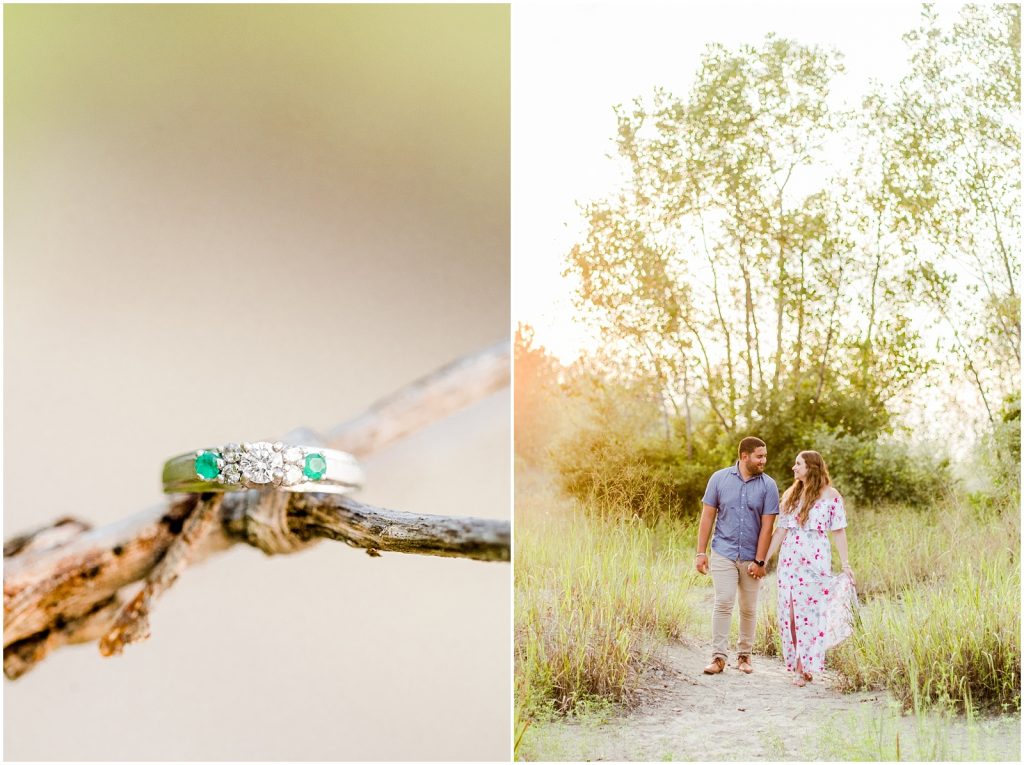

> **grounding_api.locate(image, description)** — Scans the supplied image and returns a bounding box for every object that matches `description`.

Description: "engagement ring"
[162,441,364,495]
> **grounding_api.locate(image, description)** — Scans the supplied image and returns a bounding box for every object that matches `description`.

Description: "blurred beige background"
[4,4,509,761]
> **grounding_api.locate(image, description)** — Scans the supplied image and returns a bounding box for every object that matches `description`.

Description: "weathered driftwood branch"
[98,494,225,657]
[4,341,510,678]
[325,339,510,457]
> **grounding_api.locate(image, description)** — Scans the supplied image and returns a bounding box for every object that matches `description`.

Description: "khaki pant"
[709,551,761,659]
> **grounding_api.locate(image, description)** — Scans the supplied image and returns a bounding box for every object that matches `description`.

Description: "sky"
[512,1,929,362]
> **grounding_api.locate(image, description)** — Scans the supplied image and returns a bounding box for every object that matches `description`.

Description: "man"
[695,436,779,675]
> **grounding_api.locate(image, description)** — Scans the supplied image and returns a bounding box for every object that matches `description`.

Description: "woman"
[765,451,854,686]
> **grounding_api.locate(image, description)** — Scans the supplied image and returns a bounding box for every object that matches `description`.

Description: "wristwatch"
[754,559,765,567]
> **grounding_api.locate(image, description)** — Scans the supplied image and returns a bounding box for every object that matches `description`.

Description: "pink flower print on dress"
[776,493,844,676]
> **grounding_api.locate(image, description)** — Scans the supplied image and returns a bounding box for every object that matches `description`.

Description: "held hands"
[746,562,767,579]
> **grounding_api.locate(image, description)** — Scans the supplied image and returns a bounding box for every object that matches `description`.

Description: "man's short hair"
[738,436,766,458]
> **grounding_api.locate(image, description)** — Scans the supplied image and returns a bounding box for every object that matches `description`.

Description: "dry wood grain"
[4,341,510,679]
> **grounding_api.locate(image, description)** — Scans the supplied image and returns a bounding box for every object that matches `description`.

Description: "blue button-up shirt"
[702,462,780,561]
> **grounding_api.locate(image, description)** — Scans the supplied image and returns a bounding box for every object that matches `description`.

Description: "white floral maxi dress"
[776,493,848,675]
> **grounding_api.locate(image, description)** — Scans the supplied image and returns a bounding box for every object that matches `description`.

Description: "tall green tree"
[875,3,1020,428]
[566,35,927,452]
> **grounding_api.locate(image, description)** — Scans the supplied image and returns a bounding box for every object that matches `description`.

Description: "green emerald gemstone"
[195,451,220,480]
[303,453,327,480]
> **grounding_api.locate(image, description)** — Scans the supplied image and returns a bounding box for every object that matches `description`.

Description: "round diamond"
[303,453,327,480]
[283,447,303,464]
[222,465,242,484]
[195,451,220,480]
[239,442,284,484]
[222,444,241,463]
[283,465,302,485]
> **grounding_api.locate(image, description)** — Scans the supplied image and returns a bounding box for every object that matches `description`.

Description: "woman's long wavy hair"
[780,451,832,527]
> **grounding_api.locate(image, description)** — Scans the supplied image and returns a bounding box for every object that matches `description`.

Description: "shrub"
[973,395,1021,506]
[806,428,954,507]
[555,424,954,519]
[554,428,722,519]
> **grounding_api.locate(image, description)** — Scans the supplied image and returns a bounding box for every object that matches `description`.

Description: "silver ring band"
[162,441,364,495]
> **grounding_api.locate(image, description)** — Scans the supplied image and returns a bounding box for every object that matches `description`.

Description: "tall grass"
[516,463,1021,722]
[515,470,702,717]
[829,555,1021,712]
[842,495,1020,599]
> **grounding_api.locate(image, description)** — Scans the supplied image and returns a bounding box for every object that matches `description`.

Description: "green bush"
[555,424,954,518]
[807,427,954,506]
[973,395,1021,506]
[554,428,726,519]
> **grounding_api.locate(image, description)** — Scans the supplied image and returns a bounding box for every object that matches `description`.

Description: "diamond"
[222,465,242,484]
[283,447,303,464]
[283,465,302,485]
[239,442,284,484]
[195,451,220,480]
[303,453,327,480]
[223,443,241,463]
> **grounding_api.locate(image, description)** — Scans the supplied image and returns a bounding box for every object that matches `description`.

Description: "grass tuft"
[515,471,702,718]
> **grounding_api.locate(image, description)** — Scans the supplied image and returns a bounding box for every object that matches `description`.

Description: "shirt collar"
[731,461,761,482]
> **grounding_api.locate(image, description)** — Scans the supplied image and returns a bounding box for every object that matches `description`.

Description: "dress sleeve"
[828,493,848,531]
[777,510,794,529]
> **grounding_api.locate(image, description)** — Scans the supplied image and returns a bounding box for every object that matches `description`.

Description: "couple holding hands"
[695,437,855,686]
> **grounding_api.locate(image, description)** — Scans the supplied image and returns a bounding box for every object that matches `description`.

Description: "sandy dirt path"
[522,639,885,761]
[520,639,1021,761]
